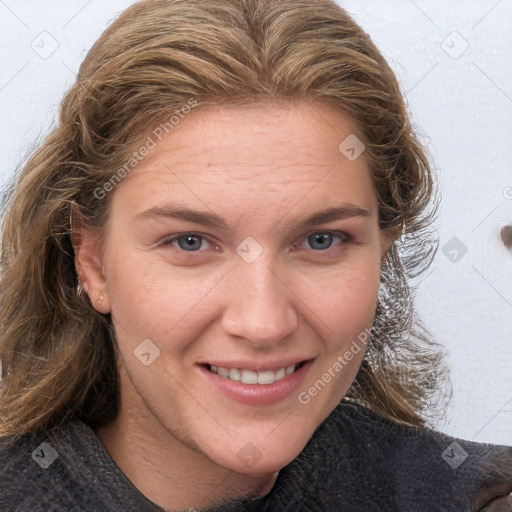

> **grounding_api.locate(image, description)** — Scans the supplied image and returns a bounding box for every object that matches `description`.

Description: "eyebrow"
[135,202,372,231]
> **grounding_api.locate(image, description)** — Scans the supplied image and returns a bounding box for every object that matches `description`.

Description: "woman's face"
[79,100,392,475]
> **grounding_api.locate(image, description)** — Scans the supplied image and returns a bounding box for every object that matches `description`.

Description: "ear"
[70,203,111,314]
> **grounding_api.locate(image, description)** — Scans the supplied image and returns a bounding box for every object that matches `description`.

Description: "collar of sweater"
[1,398,511,511]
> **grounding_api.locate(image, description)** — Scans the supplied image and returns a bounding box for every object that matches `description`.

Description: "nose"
[221,255,299,349]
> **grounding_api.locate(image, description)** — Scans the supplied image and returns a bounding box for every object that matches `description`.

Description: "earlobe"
[70,203,112,314]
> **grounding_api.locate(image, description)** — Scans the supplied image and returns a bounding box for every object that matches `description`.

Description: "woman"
[0,0,511,510]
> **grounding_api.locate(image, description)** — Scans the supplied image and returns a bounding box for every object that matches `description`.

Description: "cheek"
[301,260,381,343]
[104,239,382,356]
[103,249,166,334]
[294,262,381,420]
[104,250,218,347]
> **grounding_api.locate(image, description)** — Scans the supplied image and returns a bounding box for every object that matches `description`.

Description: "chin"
[204,423,316,476]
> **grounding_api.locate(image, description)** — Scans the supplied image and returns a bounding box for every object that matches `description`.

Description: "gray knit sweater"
[1,399,511,511]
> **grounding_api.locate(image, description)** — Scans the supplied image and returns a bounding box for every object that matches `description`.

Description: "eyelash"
[158,230,355,255]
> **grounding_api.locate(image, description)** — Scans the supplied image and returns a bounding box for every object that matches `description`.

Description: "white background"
[0,0,510,445]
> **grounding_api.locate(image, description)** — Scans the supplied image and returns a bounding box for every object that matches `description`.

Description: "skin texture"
[74,100,394,510]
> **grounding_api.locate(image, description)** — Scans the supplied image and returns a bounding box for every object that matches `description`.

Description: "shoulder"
[0,419,162,512]
[323,400,512,511]
[0,421,83,511]
[480,493,512,511]
[264,399,512,512]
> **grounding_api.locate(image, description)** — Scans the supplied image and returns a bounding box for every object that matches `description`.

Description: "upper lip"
[197,357,314,372]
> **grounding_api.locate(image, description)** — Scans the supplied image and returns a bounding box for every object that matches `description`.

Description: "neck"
[94,367,278,511]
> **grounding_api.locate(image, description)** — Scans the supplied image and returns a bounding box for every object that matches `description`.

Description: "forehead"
[113,100,377,216]
[141,100,363,166]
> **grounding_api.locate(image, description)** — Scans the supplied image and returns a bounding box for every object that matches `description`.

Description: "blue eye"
[158,230,352,255]
[299,231,349,251]
[161,233,211,252]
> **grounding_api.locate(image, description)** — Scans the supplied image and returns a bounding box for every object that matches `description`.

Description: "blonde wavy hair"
[0,0,451,441]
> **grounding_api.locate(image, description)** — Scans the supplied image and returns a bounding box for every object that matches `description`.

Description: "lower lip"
[198,361,313,406]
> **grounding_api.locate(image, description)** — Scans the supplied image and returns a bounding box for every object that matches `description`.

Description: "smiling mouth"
[202,361,309,385]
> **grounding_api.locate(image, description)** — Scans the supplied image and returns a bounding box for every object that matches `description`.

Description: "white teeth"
[229,368,241,382]
[209,364,299,384]
[257,370,275,385]
[240,369,258,384]
[217,367,229,378]
[275,367,285,380]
